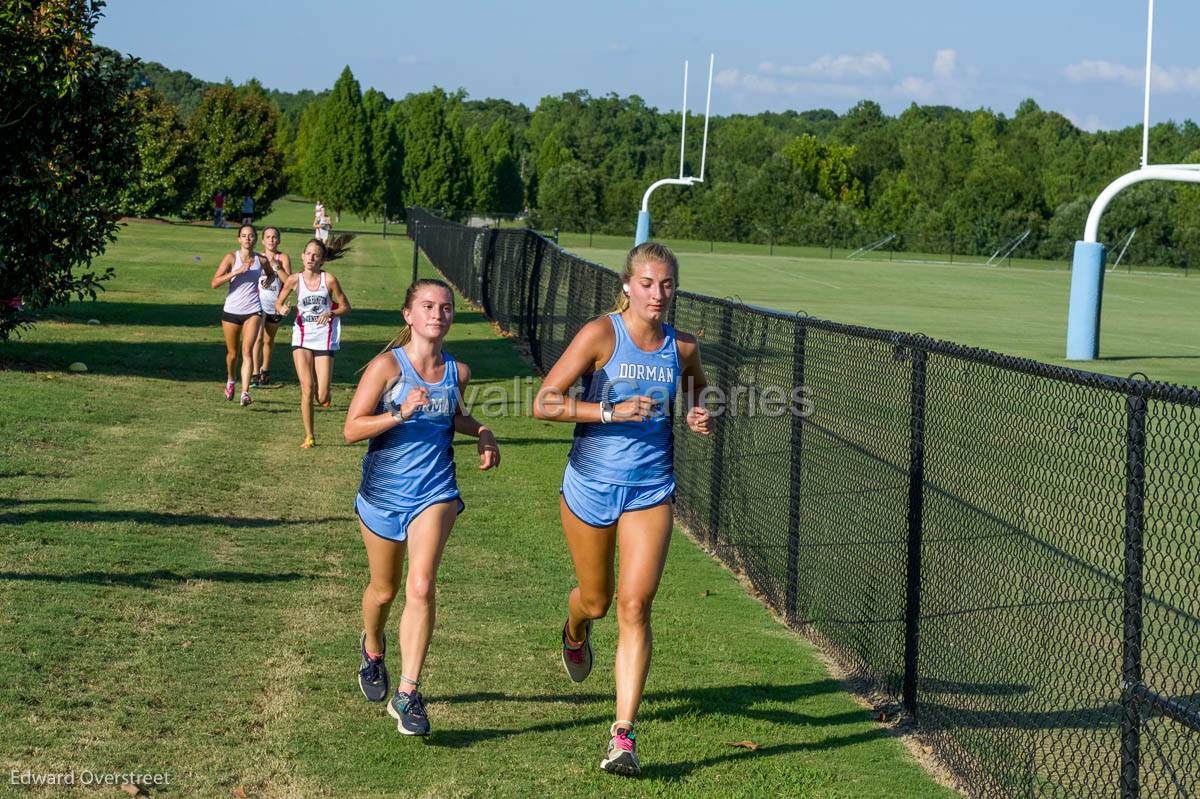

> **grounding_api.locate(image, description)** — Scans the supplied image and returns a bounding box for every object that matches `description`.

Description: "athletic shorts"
[292,346,335,357]
[355,491,464,542]
[222,310,259,325]
[262,313,283,325]
[560,462,675,528]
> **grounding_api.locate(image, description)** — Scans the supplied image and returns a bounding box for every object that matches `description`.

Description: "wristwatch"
[601,399,614,424]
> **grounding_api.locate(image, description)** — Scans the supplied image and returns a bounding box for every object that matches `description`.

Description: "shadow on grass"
[39,302,491,330]
[5,335,527,382]
[0,509,350,528]
[428,680,880,765]
[0,569,313,588]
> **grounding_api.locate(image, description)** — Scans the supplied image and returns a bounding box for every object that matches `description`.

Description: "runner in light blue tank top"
[567,313,678,487]
[533,242,713,776]
[343,279,500,738]
[358,346,461,512]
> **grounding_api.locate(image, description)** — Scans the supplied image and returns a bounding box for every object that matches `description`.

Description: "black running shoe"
[358,631,389,702]
[388,690,430,736]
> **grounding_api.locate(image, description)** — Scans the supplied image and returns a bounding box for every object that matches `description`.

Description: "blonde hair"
[383,278,455,350]
[610,242,679,313]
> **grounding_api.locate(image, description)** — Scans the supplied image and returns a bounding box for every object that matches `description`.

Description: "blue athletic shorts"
[355,491,464,542]
[560,462,675,528]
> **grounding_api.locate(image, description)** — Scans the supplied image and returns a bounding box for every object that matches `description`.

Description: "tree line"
[125,58,1200,267]
[9,0,1200,343]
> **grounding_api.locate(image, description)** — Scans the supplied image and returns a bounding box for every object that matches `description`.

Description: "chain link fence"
[409,207,1200,799]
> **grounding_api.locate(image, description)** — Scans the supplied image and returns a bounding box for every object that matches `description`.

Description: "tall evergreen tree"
[289,99,323,196]
[364,88,403,218]
[402,88,468,210]
[304,66,373,220]
[486,118,525,213]
[464,123,497,212]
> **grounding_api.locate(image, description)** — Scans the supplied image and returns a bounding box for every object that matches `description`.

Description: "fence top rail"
[409,208,1200,409]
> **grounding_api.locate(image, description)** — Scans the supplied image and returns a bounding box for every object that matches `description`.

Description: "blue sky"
[96,1,1200,131]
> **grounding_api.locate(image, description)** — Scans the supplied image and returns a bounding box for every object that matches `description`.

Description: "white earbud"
[622,283,630,294]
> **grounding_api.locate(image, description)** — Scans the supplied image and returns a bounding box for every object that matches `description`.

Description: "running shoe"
[259,371,271,387]
[561,619,593,683]
[358,631,389,702]
[600,725,640,776]
[301,437,315,449]
[240,391,251,407]
[224,380,235,401]
[318,398,331,409]
[388,690,430,736]
[249,374,259,388]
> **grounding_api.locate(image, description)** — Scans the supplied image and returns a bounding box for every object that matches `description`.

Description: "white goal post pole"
[1142,0,1155,168]
[635,55,715,245]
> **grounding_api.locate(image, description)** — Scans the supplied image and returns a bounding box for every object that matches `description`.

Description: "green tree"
[119,88,196,217]
[537,162,596,230]
[402,88,468,210]
[289,98,323,196]
[487,118,525,213]
[364,88,403,218]
[185,85,286,220]
[304,66,373,220]
[464,123,497,212]
[0,0,139,340]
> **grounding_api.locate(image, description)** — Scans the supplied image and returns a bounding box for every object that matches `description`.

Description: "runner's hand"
[398,386,430,421]
[477,428,500,470]
[614,395,657,422]
[687,406,713,436]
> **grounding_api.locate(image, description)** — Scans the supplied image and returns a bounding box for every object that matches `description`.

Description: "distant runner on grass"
[210,224,277,407]
[274,238,350,448]
[534,241,713,777]
[343,278,500,737]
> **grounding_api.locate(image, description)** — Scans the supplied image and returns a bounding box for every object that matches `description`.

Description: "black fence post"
[901,346,929,720]
[785,320,807,623]
[707,303,735,547]
[1120,393,1148,799]
[411,223,420,285]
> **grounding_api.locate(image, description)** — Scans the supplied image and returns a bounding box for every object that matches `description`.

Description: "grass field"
[559,234,1200,390]
[0,220,955,798]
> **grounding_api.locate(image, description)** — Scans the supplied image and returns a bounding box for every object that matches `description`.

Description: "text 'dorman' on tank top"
[568,313,679,486]
[223,252,263,315]
[291,271,341,351]
[359,348,459,510]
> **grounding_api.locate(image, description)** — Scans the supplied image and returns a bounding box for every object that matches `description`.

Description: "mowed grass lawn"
[0,221,954,798]
[563,234,1200,389]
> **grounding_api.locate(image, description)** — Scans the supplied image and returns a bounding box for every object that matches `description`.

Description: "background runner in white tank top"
[258,259,283,317]
[223,252,263,316]
[292,271,341,351]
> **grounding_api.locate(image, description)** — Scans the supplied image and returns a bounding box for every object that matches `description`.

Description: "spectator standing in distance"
[213,189,225,227]
[241,195,255,226]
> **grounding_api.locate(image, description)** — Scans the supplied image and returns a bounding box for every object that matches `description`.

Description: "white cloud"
[1064,110,1108,132]
[759,52,891,81]
[607,42,631,53]
[893,49,970,105]
[396,54,423,66]
[932,49,957,80]
[1064,60,1200,94]
[714,68,871,99]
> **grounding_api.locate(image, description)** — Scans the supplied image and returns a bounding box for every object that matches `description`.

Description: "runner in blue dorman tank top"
[343,279,500,738]
[534,242,713,777]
